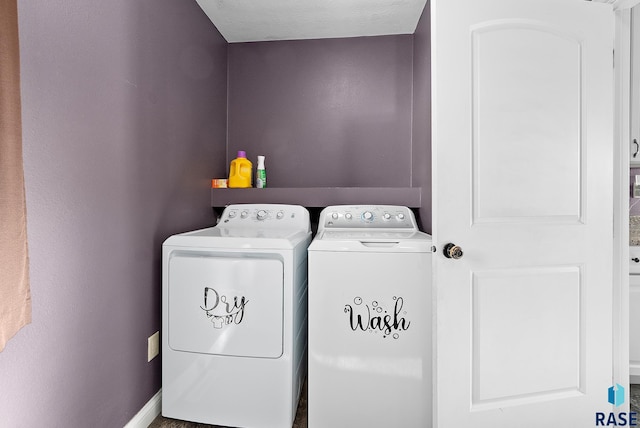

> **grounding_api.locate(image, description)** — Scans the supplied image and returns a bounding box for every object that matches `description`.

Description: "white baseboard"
[124,389,162,428]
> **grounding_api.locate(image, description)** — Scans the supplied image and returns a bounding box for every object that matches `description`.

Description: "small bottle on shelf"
[256,155,267,189]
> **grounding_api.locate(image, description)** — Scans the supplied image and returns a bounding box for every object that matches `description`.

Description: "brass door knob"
[443,243,463,259]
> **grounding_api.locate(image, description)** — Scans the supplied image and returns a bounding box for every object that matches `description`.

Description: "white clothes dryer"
[162,204,311,427]
[308,205,433,428]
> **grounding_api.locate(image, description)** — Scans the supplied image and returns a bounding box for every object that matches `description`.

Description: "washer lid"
[322,231,418,240]
[309,229,432,253]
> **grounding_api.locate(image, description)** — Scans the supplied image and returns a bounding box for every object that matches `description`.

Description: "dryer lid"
[164,228,311,249]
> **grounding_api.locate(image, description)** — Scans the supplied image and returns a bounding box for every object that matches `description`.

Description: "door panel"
[472,266,581,407]
[432,0,614,426]
[472,22,583,223]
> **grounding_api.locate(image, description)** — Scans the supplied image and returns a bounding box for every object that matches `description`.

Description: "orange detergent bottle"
[228,150,252,188]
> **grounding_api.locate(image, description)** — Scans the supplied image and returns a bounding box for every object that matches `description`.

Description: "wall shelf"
[211,187,422,208]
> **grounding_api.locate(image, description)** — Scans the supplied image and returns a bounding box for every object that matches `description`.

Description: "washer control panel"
[320,205,417,230]
[220,204,309,230]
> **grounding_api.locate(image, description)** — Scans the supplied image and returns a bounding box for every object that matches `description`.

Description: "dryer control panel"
[319,205,417,230]
[220,204,310,231]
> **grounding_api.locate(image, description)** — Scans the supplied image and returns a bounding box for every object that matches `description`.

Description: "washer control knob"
[257,210,268,220]
[362,211,373,221]
[383,213,391,220]
[332,212,339,220]
[397,213,405,220]
[276,211,284,219]
[345,213,353,220]
[228,211,237,218]
[241,210,249,219]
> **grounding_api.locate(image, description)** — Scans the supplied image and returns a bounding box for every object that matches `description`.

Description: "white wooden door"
[432,0,615,426]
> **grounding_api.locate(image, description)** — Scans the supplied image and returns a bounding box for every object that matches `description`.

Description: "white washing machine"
[162,204,311,427]
[308,205,433,428]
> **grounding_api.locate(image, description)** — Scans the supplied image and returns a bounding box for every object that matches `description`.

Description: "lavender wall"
[227,35,414,188]
[412,3,431,233]
[1,2,432,425]
[0,1,227,426]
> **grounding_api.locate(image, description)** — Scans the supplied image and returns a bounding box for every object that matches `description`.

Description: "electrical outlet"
[148,331,160,362]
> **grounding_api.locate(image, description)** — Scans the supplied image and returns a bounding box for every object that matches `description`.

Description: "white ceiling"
[195,0,429,43]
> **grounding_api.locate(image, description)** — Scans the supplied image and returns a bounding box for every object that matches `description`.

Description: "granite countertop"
[631,216,640,246]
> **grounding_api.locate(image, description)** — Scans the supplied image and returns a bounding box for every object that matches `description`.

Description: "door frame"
[613,4,631,398]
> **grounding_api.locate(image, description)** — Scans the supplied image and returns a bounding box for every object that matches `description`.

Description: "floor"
[148,380,308,428]
[149,381,640,427]
[631,384,640,414]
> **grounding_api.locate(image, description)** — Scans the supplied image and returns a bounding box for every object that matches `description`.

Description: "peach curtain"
[0,0,31,351]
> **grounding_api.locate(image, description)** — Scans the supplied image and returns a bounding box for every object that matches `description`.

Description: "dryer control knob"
[345,213,353,220]
[241,211,249,219]
[276,211,284,219]
[362,211,373,221]
[331,212,339,220]
[397,213,405,220]
[383,213,391,220]
[257,210,268,220]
